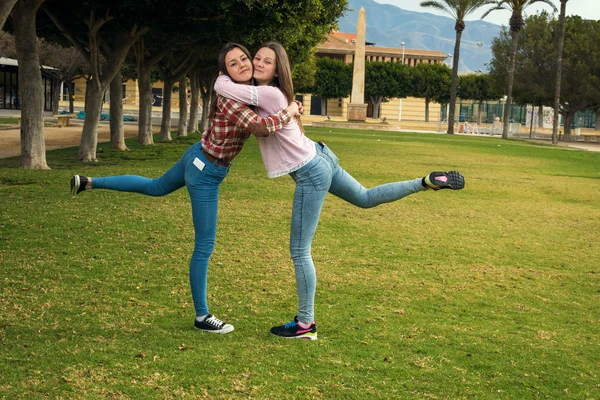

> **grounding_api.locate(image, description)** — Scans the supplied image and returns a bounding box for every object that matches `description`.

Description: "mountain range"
[337,0,504,72]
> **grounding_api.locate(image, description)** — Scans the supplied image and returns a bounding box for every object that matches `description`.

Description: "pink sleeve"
[214,75,287,114]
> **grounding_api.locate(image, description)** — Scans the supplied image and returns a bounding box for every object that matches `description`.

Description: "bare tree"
[177,75,188,137]
[12,0,49,169]
[156,52,197,141]
[42,5,148,161]
[188,69,200,132]
[39,42,87,114]
[133,37,168,145]
[109,72,127,150]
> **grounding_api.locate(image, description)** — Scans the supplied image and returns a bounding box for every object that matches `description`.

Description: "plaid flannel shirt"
[201,95,292,162]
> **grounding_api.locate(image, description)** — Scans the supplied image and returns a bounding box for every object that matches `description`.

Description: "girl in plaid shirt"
[69,43,300,334]
[214,41,465,340]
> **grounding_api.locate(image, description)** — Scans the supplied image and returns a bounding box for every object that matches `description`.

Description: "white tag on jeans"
[193,157,205,171]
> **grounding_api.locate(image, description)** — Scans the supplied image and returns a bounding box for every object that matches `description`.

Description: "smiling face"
[253,47,278,85]
[224,47,253,84]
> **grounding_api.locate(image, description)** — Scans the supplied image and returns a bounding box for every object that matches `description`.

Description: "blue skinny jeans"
[92,143,229,316]
[288,142,425,324]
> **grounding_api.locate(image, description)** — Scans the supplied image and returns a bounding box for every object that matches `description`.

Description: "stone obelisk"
[347,7,368,121]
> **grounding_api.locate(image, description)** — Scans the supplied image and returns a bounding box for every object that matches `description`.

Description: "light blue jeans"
[92,143,229,317]
[288,142,425,324]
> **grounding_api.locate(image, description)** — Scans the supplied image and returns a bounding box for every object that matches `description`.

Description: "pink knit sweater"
[214,75,315,178]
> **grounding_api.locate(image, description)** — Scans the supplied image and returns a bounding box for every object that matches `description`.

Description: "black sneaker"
[70,175,89,196]
[270,317,317,340]
[423,171,465,190]
[194,314,234,334]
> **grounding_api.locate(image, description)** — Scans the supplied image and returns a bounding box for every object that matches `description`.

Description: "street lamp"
[400,41,405,64]
[476,41,484,69]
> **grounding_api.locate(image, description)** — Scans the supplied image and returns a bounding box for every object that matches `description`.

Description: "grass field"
[1,128,598,399]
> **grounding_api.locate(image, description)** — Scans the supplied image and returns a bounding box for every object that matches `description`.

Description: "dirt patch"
[0,123,145,159]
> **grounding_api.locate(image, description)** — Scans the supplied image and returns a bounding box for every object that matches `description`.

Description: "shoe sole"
[194,325,234,334]
[427,171,465,190]
[271,332,318,341]
[446,171,465,190]
[70,175,80,196]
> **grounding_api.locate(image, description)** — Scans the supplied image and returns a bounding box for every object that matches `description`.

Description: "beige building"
[302,31,448,121]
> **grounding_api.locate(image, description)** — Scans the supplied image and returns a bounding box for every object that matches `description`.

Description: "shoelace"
[283,321,297,329]
[204,315,224,328]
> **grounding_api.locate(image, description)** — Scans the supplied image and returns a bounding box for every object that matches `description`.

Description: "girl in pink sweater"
[214,41,465,340]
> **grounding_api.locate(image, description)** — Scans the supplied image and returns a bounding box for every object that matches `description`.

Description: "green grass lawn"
[1,128,598,399]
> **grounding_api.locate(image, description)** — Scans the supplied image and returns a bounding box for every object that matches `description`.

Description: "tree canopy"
[489,13,600,135]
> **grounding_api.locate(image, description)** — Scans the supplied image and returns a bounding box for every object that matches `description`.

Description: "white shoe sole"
[194,324,234,334]
[71,175,81,196]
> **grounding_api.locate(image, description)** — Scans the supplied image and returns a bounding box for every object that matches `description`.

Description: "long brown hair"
[258,41,303,132]
[207,43,253,124]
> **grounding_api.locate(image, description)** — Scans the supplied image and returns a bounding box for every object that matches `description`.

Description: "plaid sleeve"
[218,96,292,134]
[218,96,259,129]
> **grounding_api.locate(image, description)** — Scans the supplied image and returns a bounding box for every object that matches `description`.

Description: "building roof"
[0,57,18,67]
[316,32,448,62]
[0,57,57,70]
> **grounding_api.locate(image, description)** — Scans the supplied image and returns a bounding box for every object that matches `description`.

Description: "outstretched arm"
[214,75,284,109]
[218,96,298,137]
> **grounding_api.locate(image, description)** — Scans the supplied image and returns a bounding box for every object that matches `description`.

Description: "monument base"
[347,103,368,122]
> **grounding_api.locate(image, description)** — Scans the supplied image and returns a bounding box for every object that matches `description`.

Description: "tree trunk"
[200,88,212,131]
[447,28,463,135]
[370,96,381,119]
[199,73,216,131]
[188,70,199,132]
[136,62,154,145]
[477,100,483,124]
[0,0,18,31]
[12,0,49,170]
[562,110,574,140]
[177,75,188,137]
[552,0,567,145]
[538,104,544,128]
[424,99,430,122]
[595,108,600,131]
[109,73,127,150]
[67,79,75,113]
[321,98,327,116]
[51,78,61,115]
[160,77,174,141]
[503,28,521,139]
[78,79,104,162]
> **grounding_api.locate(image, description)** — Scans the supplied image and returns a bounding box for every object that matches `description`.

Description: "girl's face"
[225,47,253,84]
[253,47,278,85]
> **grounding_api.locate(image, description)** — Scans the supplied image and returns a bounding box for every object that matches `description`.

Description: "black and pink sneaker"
[423,171,465,190]
[270,317,317,340]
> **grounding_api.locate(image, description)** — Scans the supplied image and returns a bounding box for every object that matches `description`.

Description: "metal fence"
[445,101,597,129]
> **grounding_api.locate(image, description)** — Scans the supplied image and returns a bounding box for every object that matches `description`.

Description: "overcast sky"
[373,0,599,26]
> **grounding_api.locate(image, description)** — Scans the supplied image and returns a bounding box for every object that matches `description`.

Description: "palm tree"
[552,0,568,144]
[420,0,495,135]
[482,0,556,139]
